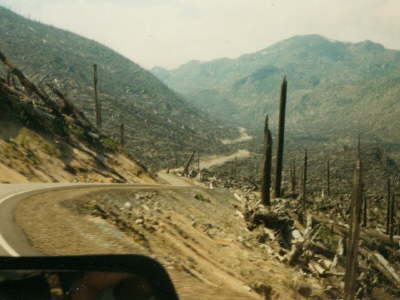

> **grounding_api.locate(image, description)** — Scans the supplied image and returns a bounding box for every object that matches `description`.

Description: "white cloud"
[0,0,399,69]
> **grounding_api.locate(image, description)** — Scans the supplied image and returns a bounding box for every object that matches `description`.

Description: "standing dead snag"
[183,151,195,177]
[290,159,296,195]
[301,149,308,213]
[389,194,396,242]
[362,185,367,227]
[344,159,363,300]
[386,178,391,235]
[261,115,273,206]
[93,64,102,131]
[326,159,331,198]
[197,151,200,174]
[6,70,11,85]
[274,76,288,198]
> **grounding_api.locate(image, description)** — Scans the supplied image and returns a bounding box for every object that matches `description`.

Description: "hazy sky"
[1,0,399,69]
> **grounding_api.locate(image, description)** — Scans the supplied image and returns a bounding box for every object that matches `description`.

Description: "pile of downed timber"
[0,49,100,141]
[184,168,257,191]
[239,193,400,299]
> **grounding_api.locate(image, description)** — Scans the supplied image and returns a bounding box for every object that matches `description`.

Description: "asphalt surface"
[0,183,165,256]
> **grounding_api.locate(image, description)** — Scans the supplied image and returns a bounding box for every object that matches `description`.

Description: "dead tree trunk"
[47,83,95,131]
[389,194,396,242]
[183,151,195,177]
[327,159,331,198]
[10,74,17,89]
[344,158,363,300]
[362,185,367,227]
[290,159,297,195]
[6,70,11,85]
[393,194,397,237]
[386,178,391,235]
[233,157,238,177]
[93,64,102,131]
[261,115,273,206]
[120,124,125,147]
[370,252,400,289]
[175,153,178,168]
[0,49,61,115]
[302,149,308,213]
[274,76,288,198]
[197,151,200,173]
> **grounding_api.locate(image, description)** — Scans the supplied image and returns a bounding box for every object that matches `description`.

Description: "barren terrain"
[0,119,155,185]
[15,187,327,299]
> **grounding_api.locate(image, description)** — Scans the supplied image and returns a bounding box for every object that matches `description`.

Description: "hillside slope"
[152,35,400,143]
[0,7,235,168]
[0,52,154,184]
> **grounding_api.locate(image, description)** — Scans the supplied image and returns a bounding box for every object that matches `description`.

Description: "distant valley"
[152,35,400,145]
[0,6,237,168]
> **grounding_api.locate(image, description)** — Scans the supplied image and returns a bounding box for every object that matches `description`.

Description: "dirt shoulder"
[15,187,326,300]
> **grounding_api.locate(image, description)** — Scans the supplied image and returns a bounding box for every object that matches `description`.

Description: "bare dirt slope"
[0,50,155,185]
[16,187,327,300]
[0,118,155,185]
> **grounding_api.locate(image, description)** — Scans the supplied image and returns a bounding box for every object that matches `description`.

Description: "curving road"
[0,129,253,256]
[0,183,172,257]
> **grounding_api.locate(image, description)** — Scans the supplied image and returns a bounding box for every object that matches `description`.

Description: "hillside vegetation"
[152,35,400,144]
[0,7,236,168]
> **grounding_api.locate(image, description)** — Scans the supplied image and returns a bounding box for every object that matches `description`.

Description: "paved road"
[0,127,253,256]
[0,183,167,256]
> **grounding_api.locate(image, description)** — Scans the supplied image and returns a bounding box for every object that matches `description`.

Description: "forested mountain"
[0,7,235,168]
[152,35,400,143]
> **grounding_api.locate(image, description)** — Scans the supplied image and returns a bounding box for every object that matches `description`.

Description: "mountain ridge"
[151,34,400,143]
[0,6,236,168]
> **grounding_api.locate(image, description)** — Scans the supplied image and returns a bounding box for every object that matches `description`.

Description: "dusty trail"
[201,127,252,169]
[157,149,251,186]
[157,128,252,186]
[200,149,250,169]
[221,127,253,144]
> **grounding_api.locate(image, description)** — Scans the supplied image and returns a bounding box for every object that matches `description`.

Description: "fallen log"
[314,215,399,252]
[291,213,336,259]
[0,49,62,115]
[287,214,320,266]
[369,251,400,289]
[47,83,95,131]
[330,238,344,271]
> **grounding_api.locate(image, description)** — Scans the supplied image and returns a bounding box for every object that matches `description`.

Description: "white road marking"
[0,190,29,257]
[0,183,183,257]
